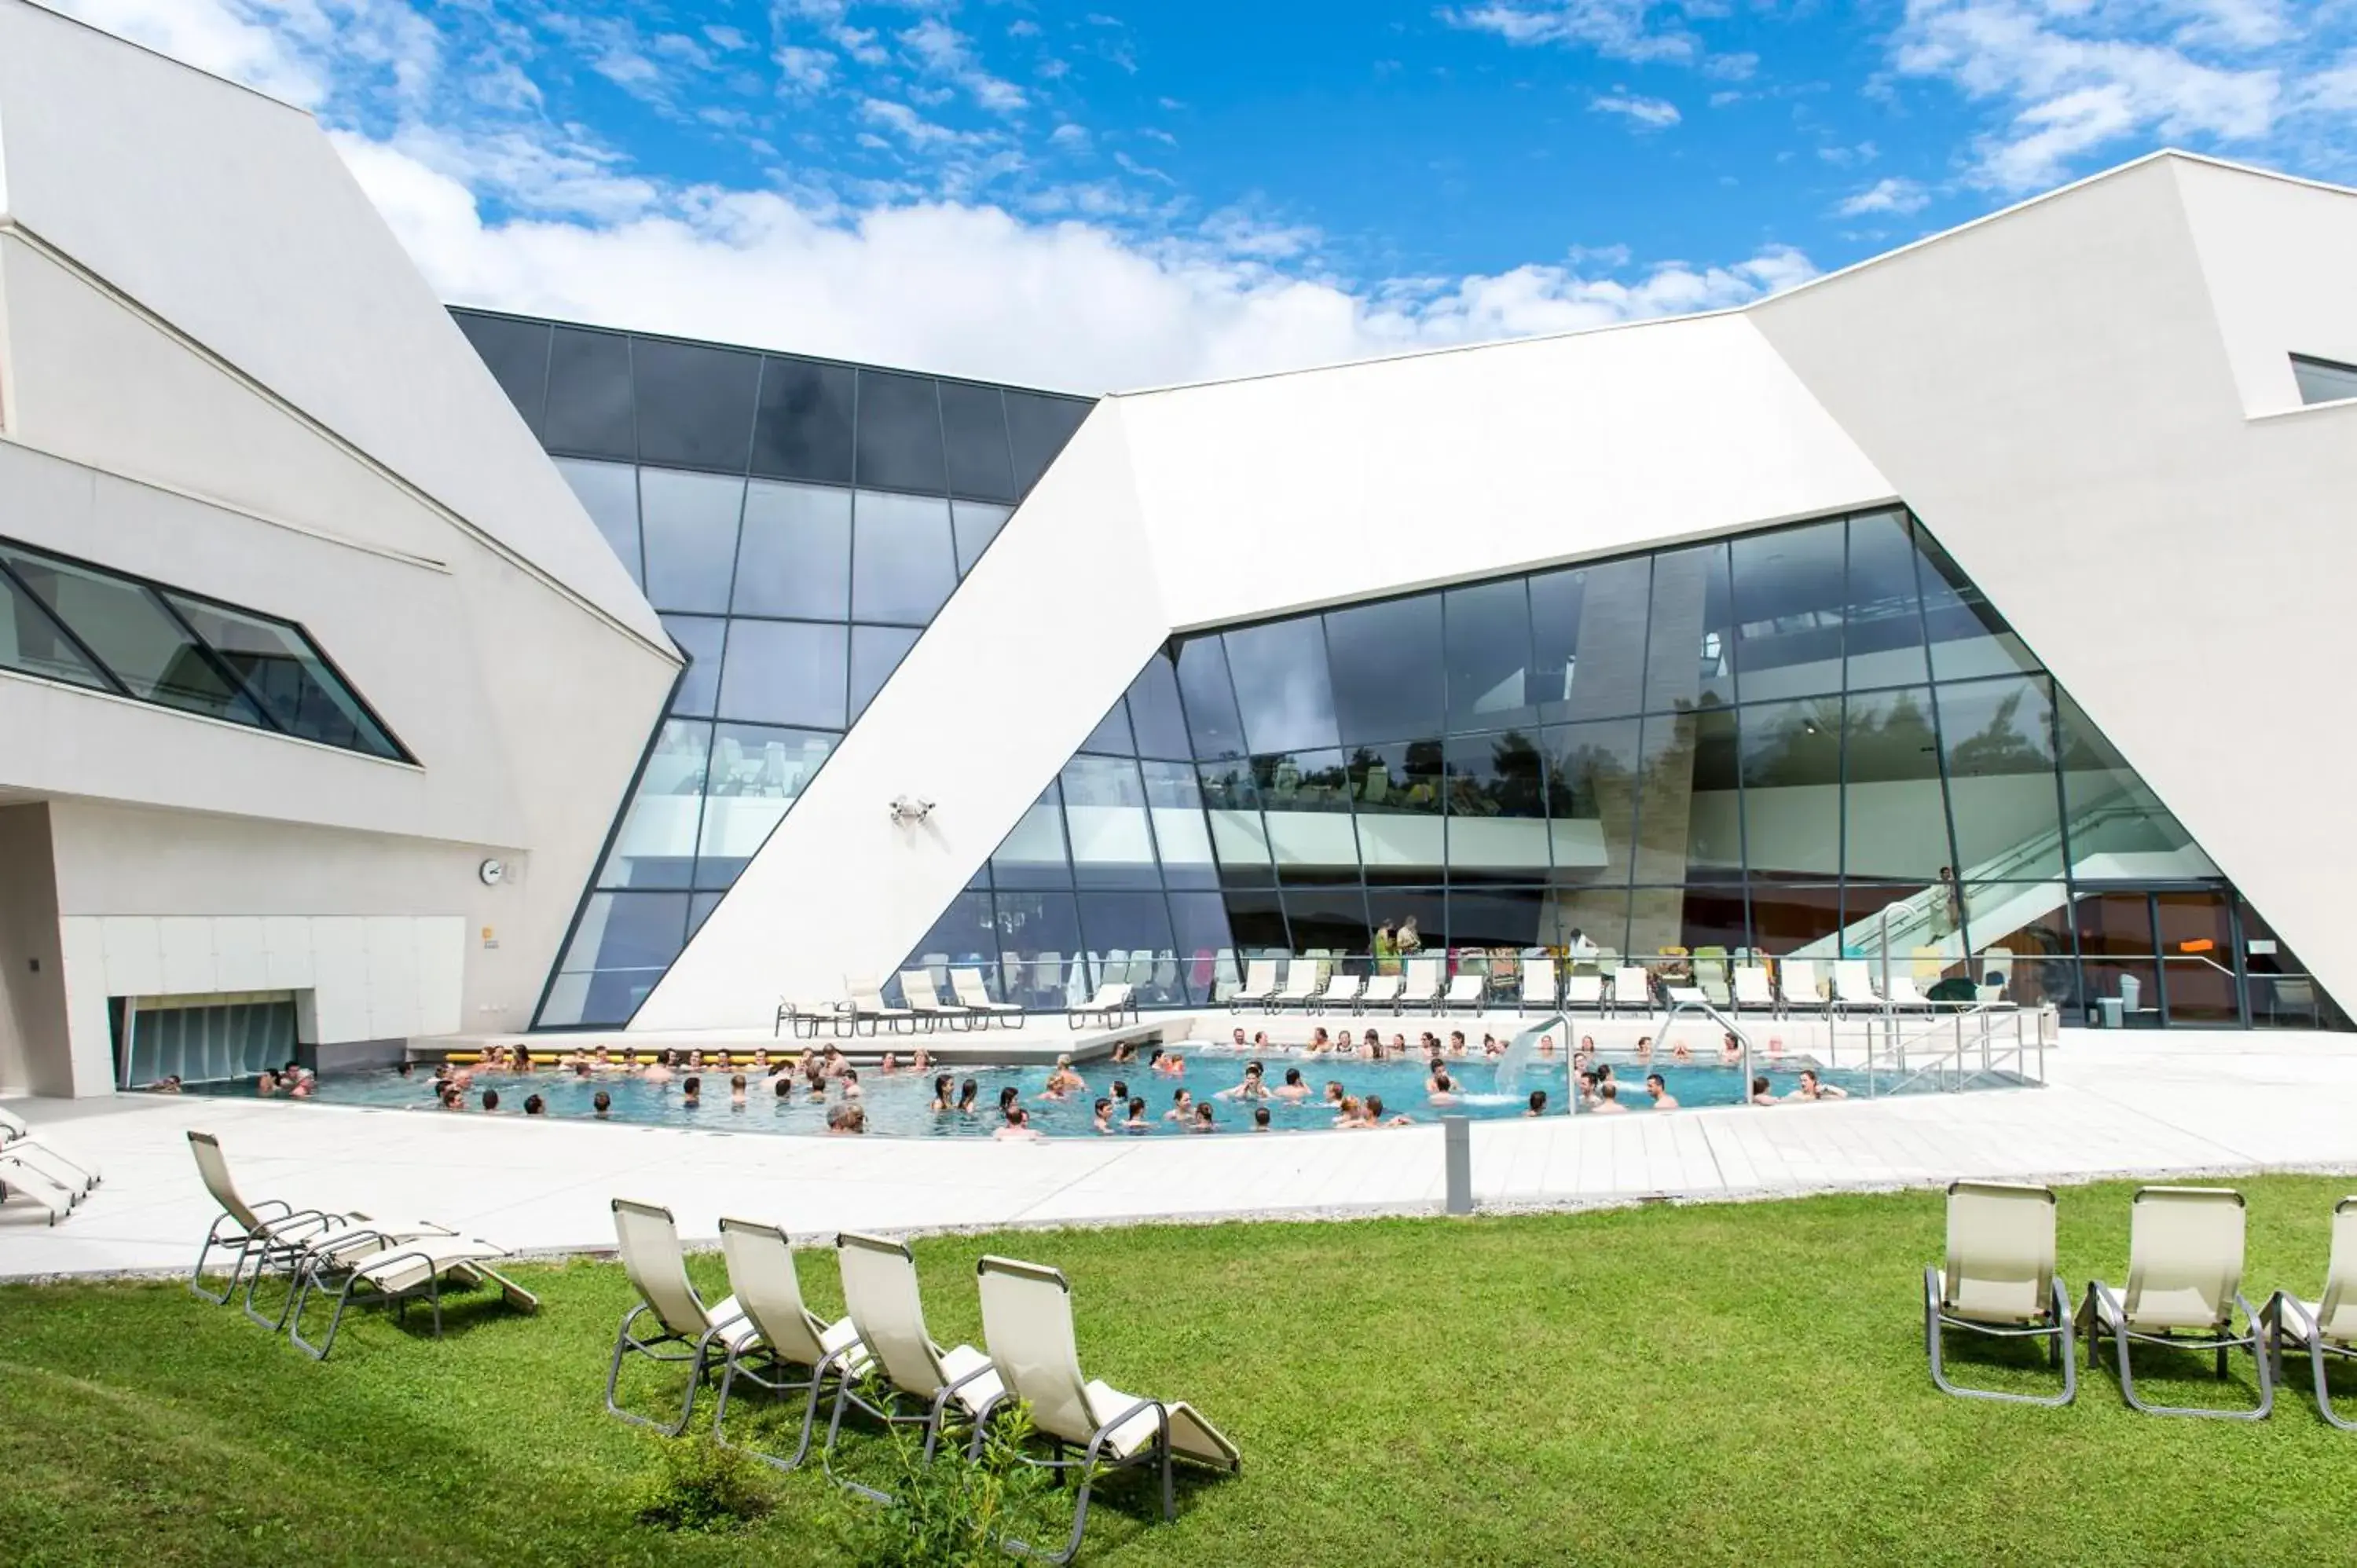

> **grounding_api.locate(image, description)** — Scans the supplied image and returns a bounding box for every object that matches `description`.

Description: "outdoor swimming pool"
[189,1046,2023,1137]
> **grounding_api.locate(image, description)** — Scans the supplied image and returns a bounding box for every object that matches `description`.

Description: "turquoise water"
[187,1046,2018,1138]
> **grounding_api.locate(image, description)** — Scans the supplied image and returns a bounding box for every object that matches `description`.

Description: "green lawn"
[5,1177,2353,1566]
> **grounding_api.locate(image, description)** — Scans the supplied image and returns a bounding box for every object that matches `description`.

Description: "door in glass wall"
[2073,887,2242,1028]
[2153,888,2241,1028]
[2072,889,2161,1028]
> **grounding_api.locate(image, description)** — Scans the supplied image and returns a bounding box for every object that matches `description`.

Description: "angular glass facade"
[448,310,1093,1026]
[902,507,2343,1030]
[0,536,408,760]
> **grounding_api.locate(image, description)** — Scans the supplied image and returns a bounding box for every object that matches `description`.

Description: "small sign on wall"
[2247,939,2277,956]
[482,925,500,950]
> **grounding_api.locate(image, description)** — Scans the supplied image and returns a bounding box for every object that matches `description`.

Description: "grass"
[5,1176,2355,1566]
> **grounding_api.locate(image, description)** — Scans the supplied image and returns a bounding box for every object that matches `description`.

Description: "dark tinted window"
[1224,619,1339,754]
[2,545,262,729]
[1126,654,1193,759]
[750,357,855,484]
[1325,595,1443,745]
[543,328,636,459]
[451,311,551,438]
[630,338,761,472]
[164,593,402,759]
[853,371,946,493]
[939,382,1016,500]
[1006,393,1092,492]
[0,569,115,693]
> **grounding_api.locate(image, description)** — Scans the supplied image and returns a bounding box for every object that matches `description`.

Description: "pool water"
[186,1046,1990,1138]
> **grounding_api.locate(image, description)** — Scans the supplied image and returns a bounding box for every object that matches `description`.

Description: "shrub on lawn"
[632,1434,775,1532]
[835,1395,1065,1567]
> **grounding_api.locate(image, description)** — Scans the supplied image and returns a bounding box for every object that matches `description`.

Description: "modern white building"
[2,0,2352,1097]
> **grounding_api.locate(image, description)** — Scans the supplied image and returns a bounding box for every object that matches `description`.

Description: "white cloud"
[1441,0,1699,65]
[898,15,1028,115]
[1590,92,1682,128]
[1816,140,1879,167]
[1048,122,1093,152]
[860,97,973,150]
[774,45,834,94]
[1703,51,1757,81]
[1835,174,1931,214]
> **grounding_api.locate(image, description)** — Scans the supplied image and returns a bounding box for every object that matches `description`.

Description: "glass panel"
[1225,618,1339,754]
[2074,890,2161,1028]
[904,891,997,984]
[1683,707,1743,876]
[1075,892,1177,998]
[552,458,643,586]
[851,491,957,625]
[1323,595,1443,746]
[849,625,921,722]
[1840,882,1935,970]
[1937,675,2061,879]
[1167,891,1239,1003]
[559,889,692,972]
[695,724,836,888]
[2292,354,2357,406]
[1061,756,1160,888]
[2154,889,2238,1025]
[993,889,1083,1006]
[992,781,1072,888]
[1747,884,1842,956]
[1349,740,1446,885]
[1842,686,1947,881]
[636,469,746,614]
[939,382,1016,501]
[750,357,855,484]
[1738,698,1842,881]
[1531,555,1651,723]
[1077,697,1135,756]
[2236,896,2344,1029]
[452,311,549,438]
[1631,710,1707,889]
[1446,887,1549,951]
[1126,655,1193,759]
[1915,529,2040,680]
[1959,883,2079,1010]
[1198,761,1274,883]
[1729,518,1845,702]
[1259,749,1358,886]
[1281,886,1369,955]
[1844,510,1928,690]
[717,620,847,730]
[1444,578,1535,731]
[1648,885,1748,961]
[1175,637,1247,760]
[163,595,401,758]
[731,480,851,619]
[951,501,1014,577]
[1142,761,1218,890]
[688,892,724,940]
[1005,393,1091,492]
[539,968,668,1028]
[1445,730,1549,885]
[1219,888,1288,952]
[852,370,946,493]
[0,569,111,691]
[1541,719,1640,888]
[2,546,263,727]
[1371,889,1445,967]
[1550,886,1631,958]
[543,327,636,459]
[2054,689,2218,878]
[595,718,709,889]
[662,615,725,718]
[630,339,761,473]
[1641,540,1735,713]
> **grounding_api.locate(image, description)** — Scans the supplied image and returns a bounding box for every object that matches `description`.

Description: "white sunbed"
[950,967,1026,1030]
[1884,975,1939,1011]
[1307,973,1363,1014]
[286,1227,535,1361]
[899,969,974,1031]
[1560,973,1604,1011]
[1607,966,1654,1017]
[975,1255,1241,1563]
[1519,958,1559,1013]
[1732,965,1776,1013]
[1924,1180,2075,1406]
[1069,983,1138,1030]
[1359,974,1406,1015]
[1402,956,1446,1013]
[709,1218,872,1471]
[1269,963,1323,1012]
[0,1106,101,1204]
[2080,1185,2273,1420]
[2263,1196,2357,1431]
[607,1198,749,1436]
[844,976,920,1036]
[1228,958,1281,1013]
[1830,960,1889,1015]
[1778,958,1826,1017]
[1440,973,1485,1014]
[827,1232,1005,1496]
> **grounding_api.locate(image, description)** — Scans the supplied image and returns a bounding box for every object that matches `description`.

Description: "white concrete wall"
[0,804,68,1096]
[2171,158,2357,417]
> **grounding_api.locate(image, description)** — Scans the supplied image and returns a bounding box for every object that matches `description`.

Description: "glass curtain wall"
[450,310,1094,1027]
[900,506,2341,1030]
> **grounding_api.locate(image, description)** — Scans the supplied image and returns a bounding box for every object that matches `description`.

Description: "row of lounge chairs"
[1928,1180,2353,1425]
[1229,954,2005,1019]
[0,1106,101,1224]
[781,969,1146,1038]
[608,1200,1237,1563]
[185,1131,537,1360]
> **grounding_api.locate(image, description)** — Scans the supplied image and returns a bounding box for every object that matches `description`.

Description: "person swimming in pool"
[1043,1056,1086,1097]
[995,1106,1044,1141]
[1645,1073,1679,1109]
[1092,1097,1115,1134]
[1577,1070,1601,1108]
[1527,1089,1549,1116]
[1749,1075,1780,1106]
[1428,1068,1460,1106]
[1538,1033,1556,1057]
[1447,1030,1468,1057]
[1218,1062,1268,1101]
[1323,1079,1346,1109]
[931,1073,955,1112]
[1189,1103,1217,1134]
[1365,1094,1413,1127]
[998,1085,1020,1118]
[1670,1037,1695,1064]
[1720,1032,1743,1065]
[1307,1027,1332,1054]
[1229,1027,1248,1049]
[1633,1034,1655,1062]
[839,1068,862,1101]
[1590,1081,1629,1116]
[1149,1046,1186,1077]
[1275,1067,1311,1102]
[1124,1095,1149,1129]
[1164,1088,1195,1123]
[1252,1106,1272,1132]
[1333,1096,1367,1129]
[958,1079,980,1114]
[1788,1068,1848,1101]
[729,1073,748,1106]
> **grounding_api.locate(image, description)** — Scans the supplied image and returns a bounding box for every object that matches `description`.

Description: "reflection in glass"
[1729,518,1845,702]
[695,725,836,888]
[992,889,1083,1006]
[1844,510,1929,690]
[453,311,550,438]
[851,491,957,625]
[1446,731,1549,885]
[637,469,746,614]
[2,546,262,728]
[852,370,946,494]
[0,569,111,692]
[1127,656,1193,759]
[662,615,725,718]
[558,891,691,976]
[1959,883,2077,1010]
[992,781,1072,888]
[907,892,997,980]
[2055,689,2217,878]
[1198,761,1274,882]
[1542,720,1639,887]
[750,357,855,484]
[849,625,922,722]
[1641,540,1735,713]
[1168,891,1240,1002]
[1748,883,1842,955]
[1937,675,2060,877]
[1259,749,1358,885]
[2073,890,2161,1028]
[1445,579,1535,731]
[163,594,403,758]
[1531,556,1651,723]
[1220,888,1288,953]
[595,718,711,889]
[939,382,1016,500]
[1142,761,1218,889]
[1005,393,1092,491]
[1324,595,1443,745]
[1349,740,1445,884]
[1842,686,1948,881]
[543,327,635,460]
[1738,698,1841,881]
[1061,756,1159,888]
[1281,886,1369,954]
[717,620,847,730]
[630,339,761,472]
[1915,529,2040,681]
[951,501,1014,577]
[732,481,851,619]
[1076,892,1177,995]
[1175,639,1247,760]
[553,459,643,586]
[1077,697,1135,756]
[1225,618,1340,755]
[1446,887,1547,951]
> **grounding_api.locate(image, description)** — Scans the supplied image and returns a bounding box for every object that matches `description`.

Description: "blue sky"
[53,0,2357,390]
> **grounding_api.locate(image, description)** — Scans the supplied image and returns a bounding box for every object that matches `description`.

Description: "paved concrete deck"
[5,1030,2353,1281]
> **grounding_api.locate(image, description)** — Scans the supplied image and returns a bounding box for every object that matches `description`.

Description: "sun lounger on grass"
[710,1218,871,1471]
[2080,1185,2272,1419]
[826,1231,1003,1497]
[2263,1196,2357,1430]
[607,1198,746,1435]
[1924,1180,2074,1405]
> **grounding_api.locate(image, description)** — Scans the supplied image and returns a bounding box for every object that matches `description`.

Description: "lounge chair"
[775,996,838,1039]
[710,1218,872,1471]
[827,1232,1005,1495]
[900,970,973,1031]
[951,968,1026,1029]
[1519,958,1558,1013]
[1830,960,1888,1015]
[1777,958,1825,1017]
[1732,965,1776,1013]
[974,1255,1240,1563]
[607,1199,746,1435]
[1884,974,1937,1011]
[0,1107,101,1200]
[1307,973,1362,1014]
[1924,1181,2075,1405]
[1440,973,1485,1013]
[2263,1196,2357,1429]
[844,977,919,1036]
[287,1228,536,1360]
[1359,974,1405,1014]
[2080,1185,2273,1420]
[1607,966,1653,1018]
[1402,956,1446,1013]
[1560,973,1604,1012]
[0,1149,76,1223]
[1068,983,1138,1030]
[1227,958,1281,1013]
[1269,963,1322,1012]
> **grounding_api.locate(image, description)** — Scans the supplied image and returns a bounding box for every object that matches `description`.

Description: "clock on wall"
[478,858,504,886]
